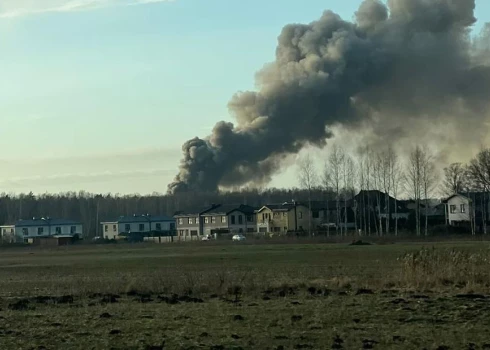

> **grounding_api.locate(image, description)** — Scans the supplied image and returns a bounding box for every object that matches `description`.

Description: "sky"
[0,0,489,195]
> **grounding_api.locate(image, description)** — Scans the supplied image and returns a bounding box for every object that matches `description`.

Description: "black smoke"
[168,0,490,194]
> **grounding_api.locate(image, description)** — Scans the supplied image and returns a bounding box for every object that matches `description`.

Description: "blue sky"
[0,0,489,194]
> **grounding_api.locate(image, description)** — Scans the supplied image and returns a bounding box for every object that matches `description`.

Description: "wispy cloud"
[0,0,174,18]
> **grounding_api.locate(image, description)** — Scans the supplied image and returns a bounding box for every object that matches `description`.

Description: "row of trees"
[0,147,489,237]
[298,145,490,237]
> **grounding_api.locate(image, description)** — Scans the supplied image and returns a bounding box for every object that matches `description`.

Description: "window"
[205,217,209,224]
[139,224,145,231]
[113,224,116,231]
[170,223,175,230]
[460,204,466,213]
[299,212,303,219]
[247,215,253,222]
[125,224,130,232]
[191,230,198,236]
[71,226,76,234]
[178,218,183,225]
[273,227,281,232]
[55,227,61,234]
[238,215,243,225]
[37,227,44,235]
[104,225,108,232]
[22,228,28,236]
[450,205,457,214]
[247,228,254,233]
[312,211,319,219]
[188,218,193,224]
[221,216,227,223]
[273,212,280,218]
[283,212,287,217]
[156,223,162,231]
[231,215,236,225]
[212,217,216,224]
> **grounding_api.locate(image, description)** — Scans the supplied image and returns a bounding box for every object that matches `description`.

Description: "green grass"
[1,241,490,349]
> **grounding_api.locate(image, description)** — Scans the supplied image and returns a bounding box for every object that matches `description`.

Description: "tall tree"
[328,145,344,235]
[442,163,467,196]
[405,146,423,236]
[297,154,317,236]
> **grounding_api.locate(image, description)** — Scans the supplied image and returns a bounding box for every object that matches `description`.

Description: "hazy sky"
[1,0,489,195]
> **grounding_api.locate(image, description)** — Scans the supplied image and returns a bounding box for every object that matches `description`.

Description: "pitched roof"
[15,218,82,227]
[103,215,175,224]
[173,204,221,217]
[201,204,256,216]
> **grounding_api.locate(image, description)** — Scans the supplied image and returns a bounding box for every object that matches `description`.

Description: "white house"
[0,225,15,243]
[14,218,83,243]
[101,214,176,240]
[445,194,471,225]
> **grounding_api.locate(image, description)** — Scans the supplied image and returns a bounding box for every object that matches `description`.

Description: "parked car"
[201,234,213,241]
[232,234,246,242]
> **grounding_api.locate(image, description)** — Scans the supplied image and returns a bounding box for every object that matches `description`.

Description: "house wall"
[0,225,16,242]
[16,224,83,240]
[447,196,471,224]
[102,222,118,240]
[257,208,290,233]
[227,210,254,233]
[202,214,229,235]
[175,215,201,236]
[288,205,310,232]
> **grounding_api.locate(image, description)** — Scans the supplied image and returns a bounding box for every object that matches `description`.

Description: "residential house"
[309,200,356,230]
[201,204,256,235]
[174,204,220,238]
[14,218,83,243]
[101,214,176,240]
[256,202,310,234]
[0,225,15,243]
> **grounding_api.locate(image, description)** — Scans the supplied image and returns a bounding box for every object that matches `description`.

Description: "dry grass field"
[1,240,490,349]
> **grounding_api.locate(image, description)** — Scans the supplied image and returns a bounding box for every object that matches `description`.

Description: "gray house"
[174,204,220,238]
[201,204,256,235]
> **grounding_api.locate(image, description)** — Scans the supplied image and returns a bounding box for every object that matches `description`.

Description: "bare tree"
[388,148,402,236]
[298,154,317,236]
[405,146,423,236]
[328,145,345,235]
[421,150,438,236]
[467,148,490,234]
[322,162,333,237]
[442,163,467,196]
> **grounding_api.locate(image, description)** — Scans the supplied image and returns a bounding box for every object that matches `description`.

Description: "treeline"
[2,146,490,237]
[297,145,490,236]
[0,188,332,236]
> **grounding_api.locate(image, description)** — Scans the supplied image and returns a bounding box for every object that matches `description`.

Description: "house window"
[450,205,457,214]
[273,212,280,218]
[283,212,287,217]
[156,223,162,231]
[461,204,466,213]
[247,215,253,222]
[231,215,236,225]
[212,217,216,224]
[191,230,198,236]
[22,228,28,236]
[312,211,319,219]
[139,224,145,231]
[55,227,61,234]
[104,225,108,232]
[273,227,281,232]
[71,226,76,234]
[221,216,226,223]
[205,217,209,224]
[238,216,243,225]
[188,218,193,224]
[299,212,303,219]
[170,223,175,230]
[113,224,116,231]
[37,227,44,235]
[178,218,183,225]
[125,224,130,232]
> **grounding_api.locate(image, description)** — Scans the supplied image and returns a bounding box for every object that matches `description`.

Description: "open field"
[2,241,490,349]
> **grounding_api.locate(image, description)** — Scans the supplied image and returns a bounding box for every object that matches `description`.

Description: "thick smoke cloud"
[168,0,490,194]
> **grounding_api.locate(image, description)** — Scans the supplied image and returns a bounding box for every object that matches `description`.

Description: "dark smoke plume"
[168,0,490,194]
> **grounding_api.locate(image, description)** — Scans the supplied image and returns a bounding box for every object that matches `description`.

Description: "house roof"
[201,204,256,216]
[15,218,82,227]
[173,204,221,217]
[103,215,175,224]
[258,203,297,212]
